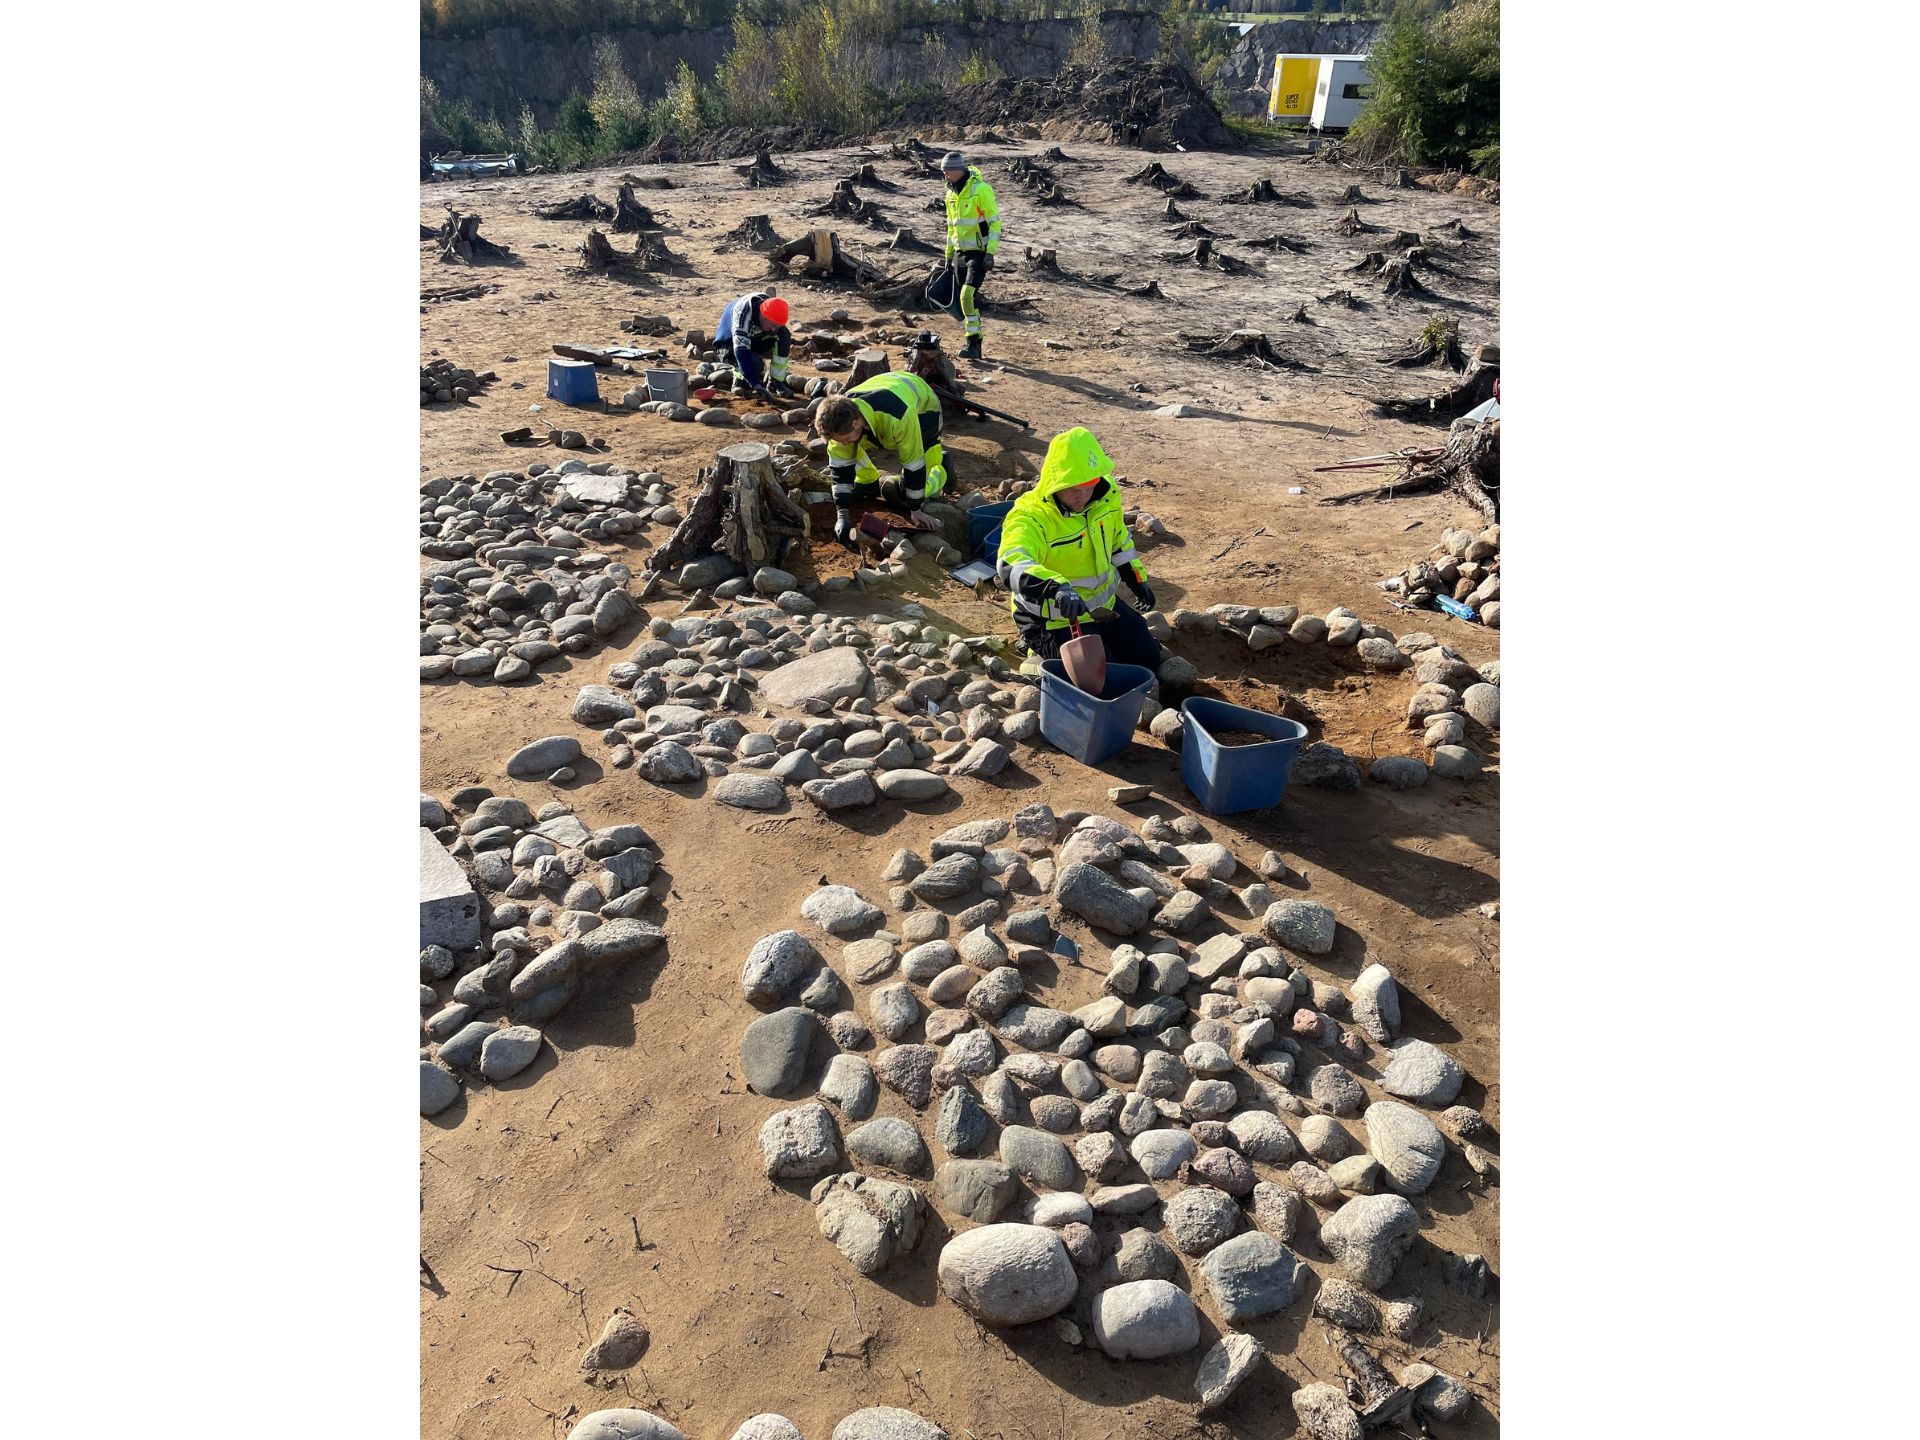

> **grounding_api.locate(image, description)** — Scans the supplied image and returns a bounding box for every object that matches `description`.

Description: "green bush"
[1348,0,1500,173]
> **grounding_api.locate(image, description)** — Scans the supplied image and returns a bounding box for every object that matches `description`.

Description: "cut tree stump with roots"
[889,227,937,253]
[1318,288,1363,308]
[1348,251,1388,275]
[717,214,785,253]
[1378,257,1429,298]
[1163,238,1254,274]
[536,194,614,222]
[1371,358,1499,424]
[1031,185,1072,206]
[433,211,513,265]
[1024,246,1064,276]
[1163,199,1188,221]
[1167,221,1222,240]
[579,227,693,274]
[842,162,898,191]
[1335,185,1372,204]
[1335,209,1376,236]
[734,149,788,186]
[768,229,890,288]
[1222,178,1314,207]
[1243,233,1309,253]
[1380,318,1465,370]
[808,181,891,228]
[1180,330,1308,372]
[613,184,659,234]
[646,442,812,576]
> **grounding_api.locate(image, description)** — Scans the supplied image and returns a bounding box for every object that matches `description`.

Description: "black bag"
[924,263,965,322]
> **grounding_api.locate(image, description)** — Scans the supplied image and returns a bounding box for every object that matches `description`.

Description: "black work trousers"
[1019,600,1163,673]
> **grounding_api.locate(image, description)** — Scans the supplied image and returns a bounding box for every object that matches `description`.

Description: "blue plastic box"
[1179,697,1309,814]
[968,501,1015,561]
[1038,660,1155,765]
[547,357,600,406]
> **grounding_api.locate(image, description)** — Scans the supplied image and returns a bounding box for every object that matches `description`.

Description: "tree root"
[535,194,614,222]
[1371,359,1498,421]
[1321,417,1499,520]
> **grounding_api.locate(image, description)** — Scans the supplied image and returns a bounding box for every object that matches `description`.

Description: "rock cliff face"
[1214,19,1382,100]
[422,14,1162,126]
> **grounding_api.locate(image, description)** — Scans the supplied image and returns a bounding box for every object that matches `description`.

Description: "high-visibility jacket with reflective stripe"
[944,169,1001,256]
[996,477,1144,630]
[826,372,940,497]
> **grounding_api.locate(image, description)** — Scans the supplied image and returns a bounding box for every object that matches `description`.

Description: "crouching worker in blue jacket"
[714,292,795,399]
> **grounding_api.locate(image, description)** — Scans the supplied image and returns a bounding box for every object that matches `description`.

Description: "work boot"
[963,336,984,362]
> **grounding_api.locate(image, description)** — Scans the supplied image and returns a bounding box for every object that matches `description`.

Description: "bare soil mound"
[897,60,1236,152]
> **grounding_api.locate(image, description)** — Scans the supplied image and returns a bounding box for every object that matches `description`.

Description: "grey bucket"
[645,367,690,405]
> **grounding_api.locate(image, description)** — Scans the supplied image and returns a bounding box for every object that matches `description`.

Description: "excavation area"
[420,127,1501,1440]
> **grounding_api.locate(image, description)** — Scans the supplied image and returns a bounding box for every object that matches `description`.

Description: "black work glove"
[1124,572,1155,611]
[834,510,856,547]
[979,251,995,274]
[1052,586,1090,622]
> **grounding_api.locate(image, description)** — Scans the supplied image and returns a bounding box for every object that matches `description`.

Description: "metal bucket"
[645,368,690,405]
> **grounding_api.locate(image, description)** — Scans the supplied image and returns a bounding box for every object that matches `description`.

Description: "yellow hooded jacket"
[995,427,1146,630]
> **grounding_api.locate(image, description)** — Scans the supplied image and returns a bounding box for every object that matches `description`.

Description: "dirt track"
[421,133,1501,1439]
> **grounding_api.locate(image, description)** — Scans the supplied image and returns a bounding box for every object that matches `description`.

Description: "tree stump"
[889,227,936,252]
[716,442,811,567]
[1025,246,1062,275]
[717,213,784,253]
[613,183,655,234]
[1335,208,1372,236]
[435,211,512,265]
[1163,199,1188,221]
[848,349,891,387]
[580,228,621,269]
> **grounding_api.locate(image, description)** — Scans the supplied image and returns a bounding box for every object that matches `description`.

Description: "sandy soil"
[421,134,1500,1439]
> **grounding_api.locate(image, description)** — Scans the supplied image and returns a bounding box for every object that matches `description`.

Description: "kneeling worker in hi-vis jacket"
[996,426,1163,670]
[817,371,949,545]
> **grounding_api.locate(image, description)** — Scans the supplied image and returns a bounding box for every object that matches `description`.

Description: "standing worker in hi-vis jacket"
[940,151,1001,361]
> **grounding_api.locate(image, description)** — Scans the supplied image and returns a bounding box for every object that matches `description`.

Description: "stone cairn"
[740,802,1491,1428]
[419,792,667,1118]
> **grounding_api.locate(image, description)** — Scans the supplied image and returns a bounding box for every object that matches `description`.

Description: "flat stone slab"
[758,646,872,709]
[419,828,480,949]
[561,473,631,505]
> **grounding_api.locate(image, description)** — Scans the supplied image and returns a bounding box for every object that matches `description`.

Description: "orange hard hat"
[761,296,789,327]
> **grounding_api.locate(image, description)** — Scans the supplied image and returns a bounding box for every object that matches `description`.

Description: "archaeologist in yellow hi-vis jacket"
[941,150,1000,361]
[816,370,950,545]
[996,427,1163,670]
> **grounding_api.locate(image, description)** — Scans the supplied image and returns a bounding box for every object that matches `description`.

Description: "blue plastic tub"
[1039,660,1155,765]
[547,357,600,406]
[968,501,1015,560]
[1179,697,1310,814]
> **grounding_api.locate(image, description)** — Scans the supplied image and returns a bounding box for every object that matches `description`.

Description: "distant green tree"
[1348,0,1498,172]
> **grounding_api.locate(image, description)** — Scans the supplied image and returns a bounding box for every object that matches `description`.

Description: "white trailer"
[1311,55,1373,132]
